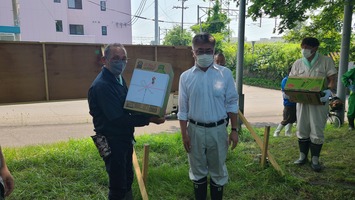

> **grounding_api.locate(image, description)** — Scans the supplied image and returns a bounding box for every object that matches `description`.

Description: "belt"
[188,119,226,128]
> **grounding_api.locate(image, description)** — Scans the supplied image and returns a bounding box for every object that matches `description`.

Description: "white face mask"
[196,54,214,68]
[302,48,313,58]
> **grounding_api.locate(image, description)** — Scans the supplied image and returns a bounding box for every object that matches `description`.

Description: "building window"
[68,0,82,9]
[100,1,106,11]
[102,26,107,35]
[69,24,84,35]
[56,20,63,32]
[54,0,61,3]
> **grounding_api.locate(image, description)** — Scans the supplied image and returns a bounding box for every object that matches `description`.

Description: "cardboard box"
[124,59,174,117]
[284,76,326,105]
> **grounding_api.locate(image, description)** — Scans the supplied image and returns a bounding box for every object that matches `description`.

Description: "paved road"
[0,85,283,147]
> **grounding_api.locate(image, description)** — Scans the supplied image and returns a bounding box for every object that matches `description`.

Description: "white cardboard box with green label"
[124,59,174,117]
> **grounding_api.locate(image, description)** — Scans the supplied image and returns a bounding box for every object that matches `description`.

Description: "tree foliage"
[238,0,355,58]
[218,39,238,70]
[191,0,230,35]
[243,0,350,34]
[162,25,193,46]
[283,21,342,56]
[282,1,344,55]
[190,0,232,53]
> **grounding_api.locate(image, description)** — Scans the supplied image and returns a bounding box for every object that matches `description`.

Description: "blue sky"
[131,0,283,44]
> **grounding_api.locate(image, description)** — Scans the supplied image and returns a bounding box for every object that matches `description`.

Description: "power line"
[159,3,174,22]
[86,0,195,25]
[127,0,147,25]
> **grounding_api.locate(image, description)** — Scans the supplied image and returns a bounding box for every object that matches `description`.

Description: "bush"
[243,42,300,81]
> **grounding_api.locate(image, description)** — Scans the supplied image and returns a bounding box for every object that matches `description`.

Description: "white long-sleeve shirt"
[177,64,238,123]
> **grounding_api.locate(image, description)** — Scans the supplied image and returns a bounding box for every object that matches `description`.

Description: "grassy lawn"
[3,125,355,200]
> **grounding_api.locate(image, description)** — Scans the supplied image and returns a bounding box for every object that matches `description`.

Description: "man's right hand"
[0,167,14,197]
[149,116,166,124]
[182,132,191,153]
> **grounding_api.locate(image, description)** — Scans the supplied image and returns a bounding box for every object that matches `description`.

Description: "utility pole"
[236,0,246,120]
[158,26,161,45]
[12,0,20,41]
[173,0,188,44]
[197,5,202,32]
[336,1,353,123]
[154,0,159,45]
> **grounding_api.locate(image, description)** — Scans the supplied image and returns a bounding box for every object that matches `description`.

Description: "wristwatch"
[231,128,238,132]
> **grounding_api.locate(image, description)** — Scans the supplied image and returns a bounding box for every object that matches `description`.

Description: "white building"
[0,0,132,44]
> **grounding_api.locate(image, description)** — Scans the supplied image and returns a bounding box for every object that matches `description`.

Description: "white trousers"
[187,122,229,186]
[296,102,328,144]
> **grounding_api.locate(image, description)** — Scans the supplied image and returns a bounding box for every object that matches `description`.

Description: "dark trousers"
[281,105,297,125]
[105,137,134,200]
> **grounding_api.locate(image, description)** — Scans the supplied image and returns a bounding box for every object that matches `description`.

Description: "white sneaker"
[273,132,280,137]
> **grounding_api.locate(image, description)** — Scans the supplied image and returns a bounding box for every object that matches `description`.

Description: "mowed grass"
[3,125,355,200]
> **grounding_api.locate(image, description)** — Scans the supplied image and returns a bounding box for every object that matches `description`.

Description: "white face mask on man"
[196,54,214,68]
[301,48,313,59]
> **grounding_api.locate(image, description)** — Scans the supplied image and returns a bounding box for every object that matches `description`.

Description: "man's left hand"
[228,131,239,150]
[320,89,332,103]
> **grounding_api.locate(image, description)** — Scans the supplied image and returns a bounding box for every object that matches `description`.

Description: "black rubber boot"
[310,142,323,172]
[123,189,133,200]
[193,177,207,200]
[294,138,310,165]
[210,179,223,200]
[348,116,354,130]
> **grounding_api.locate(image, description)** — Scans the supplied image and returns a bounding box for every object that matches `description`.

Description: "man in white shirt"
[177,32,239,200]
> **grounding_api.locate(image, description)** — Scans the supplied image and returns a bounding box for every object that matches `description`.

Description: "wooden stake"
[42,43,49,101]
[142,144,150,184]
[132,148,149,200]
[261,126,270,168]
[238,110,284,176]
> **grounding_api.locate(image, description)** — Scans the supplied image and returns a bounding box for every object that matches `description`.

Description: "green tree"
[242,0,354,57]
[162,25,193,46]
[282,3,343,55]
[244,0,348,34]
[191,0,230,35]
[190,0,231,53]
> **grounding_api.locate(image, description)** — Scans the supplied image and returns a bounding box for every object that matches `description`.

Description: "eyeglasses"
[193,48,214,55]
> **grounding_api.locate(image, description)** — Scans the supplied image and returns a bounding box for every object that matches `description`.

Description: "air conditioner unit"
[0,33,15,41]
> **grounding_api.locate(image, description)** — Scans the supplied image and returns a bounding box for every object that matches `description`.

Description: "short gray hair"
[104,43,126,59]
